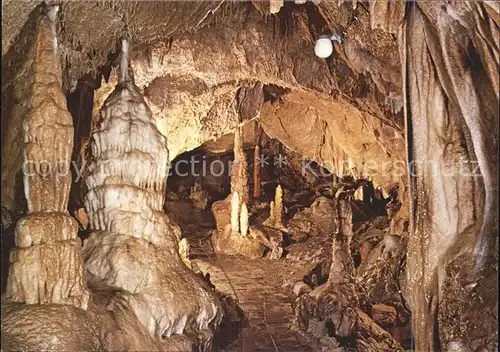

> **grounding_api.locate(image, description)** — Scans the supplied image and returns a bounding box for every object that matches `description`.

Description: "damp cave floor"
[185,227,316,352]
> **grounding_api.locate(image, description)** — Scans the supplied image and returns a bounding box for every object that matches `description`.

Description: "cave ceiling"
[2,0,402,121]
[2,1,409,213]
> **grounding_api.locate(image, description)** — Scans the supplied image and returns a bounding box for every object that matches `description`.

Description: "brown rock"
[211,196,231,234]
[293,281,312,297]
[74,208,89,230]
[387,325,413,350]
[211,224,265,259]
[371,304,397,327]
[359,241,375,263]
[356,309,404,352]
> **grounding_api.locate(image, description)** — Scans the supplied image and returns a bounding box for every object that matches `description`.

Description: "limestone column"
[230,126,249,236]
[264,184,285,230]
[5,6,90,309]
[231,126,249,205]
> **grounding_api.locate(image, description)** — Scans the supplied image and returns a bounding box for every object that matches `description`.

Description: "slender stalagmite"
[230,191,240,233]
[230,126,249,235]
[253,145,261,199]
[5,5,90,309]
[240,203,249,237]
[274,184,284,228]
[265,184,285,229]
[231,125,249,204]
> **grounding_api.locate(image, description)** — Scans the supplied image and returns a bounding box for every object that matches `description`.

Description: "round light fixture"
[314,34,343,59]
[314,37,333,59]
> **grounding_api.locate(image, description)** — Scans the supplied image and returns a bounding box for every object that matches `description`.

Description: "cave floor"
[186,227,315,351]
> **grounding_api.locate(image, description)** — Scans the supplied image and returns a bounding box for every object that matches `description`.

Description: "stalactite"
[253,145,261,199]
[5,6,89,310]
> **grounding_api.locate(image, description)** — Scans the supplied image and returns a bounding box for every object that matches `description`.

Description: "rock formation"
[5,5,89,310]
[293,199,359,348]
[264,184,285,230]
[82,39,221,342]
[253,145,261,199]
[396,3,499,350]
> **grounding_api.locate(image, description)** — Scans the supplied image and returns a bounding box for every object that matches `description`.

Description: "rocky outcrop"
[4,7,89,309]
[259,91,407,216]
[293,199,359,349]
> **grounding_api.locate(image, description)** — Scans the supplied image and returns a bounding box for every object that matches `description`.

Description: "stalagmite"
[231,126,249,206]
[82,39,221,341]
[240,203,249,237]
[294,199,360,346]
[274,184,284,228]
[5,6,89,309]
[178,238,192,270]
[229,125,250,237]
[230,191,240,234]
[269,201,275,220]
[253,145,261,199]
[212,126,263,257]
[264,184,285,230]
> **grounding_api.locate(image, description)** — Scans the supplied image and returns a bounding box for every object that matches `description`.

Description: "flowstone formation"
[82,40,222,345]
[293,199,358,350]
[392,3,499,350]
[4,6,89,309]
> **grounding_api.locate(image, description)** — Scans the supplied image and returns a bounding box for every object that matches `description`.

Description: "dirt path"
[186,228,314,352]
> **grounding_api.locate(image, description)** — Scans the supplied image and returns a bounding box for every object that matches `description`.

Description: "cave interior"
[0,1,498,351]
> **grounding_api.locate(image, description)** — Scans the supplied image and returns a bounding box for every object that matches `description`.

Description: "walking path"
[186,228,314,352]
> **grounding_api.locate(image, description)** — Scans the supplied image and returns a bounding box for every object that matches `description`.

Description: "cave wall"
[129,3,402,161]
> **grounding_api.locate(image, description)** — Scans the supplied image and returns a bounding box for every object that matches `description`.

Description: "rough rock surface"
[398,3,499,350]
[2,3,403,214]
[286,197,338,265]
[211,224,265,260]
[259,91,408,218]
[293,199,359,349]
